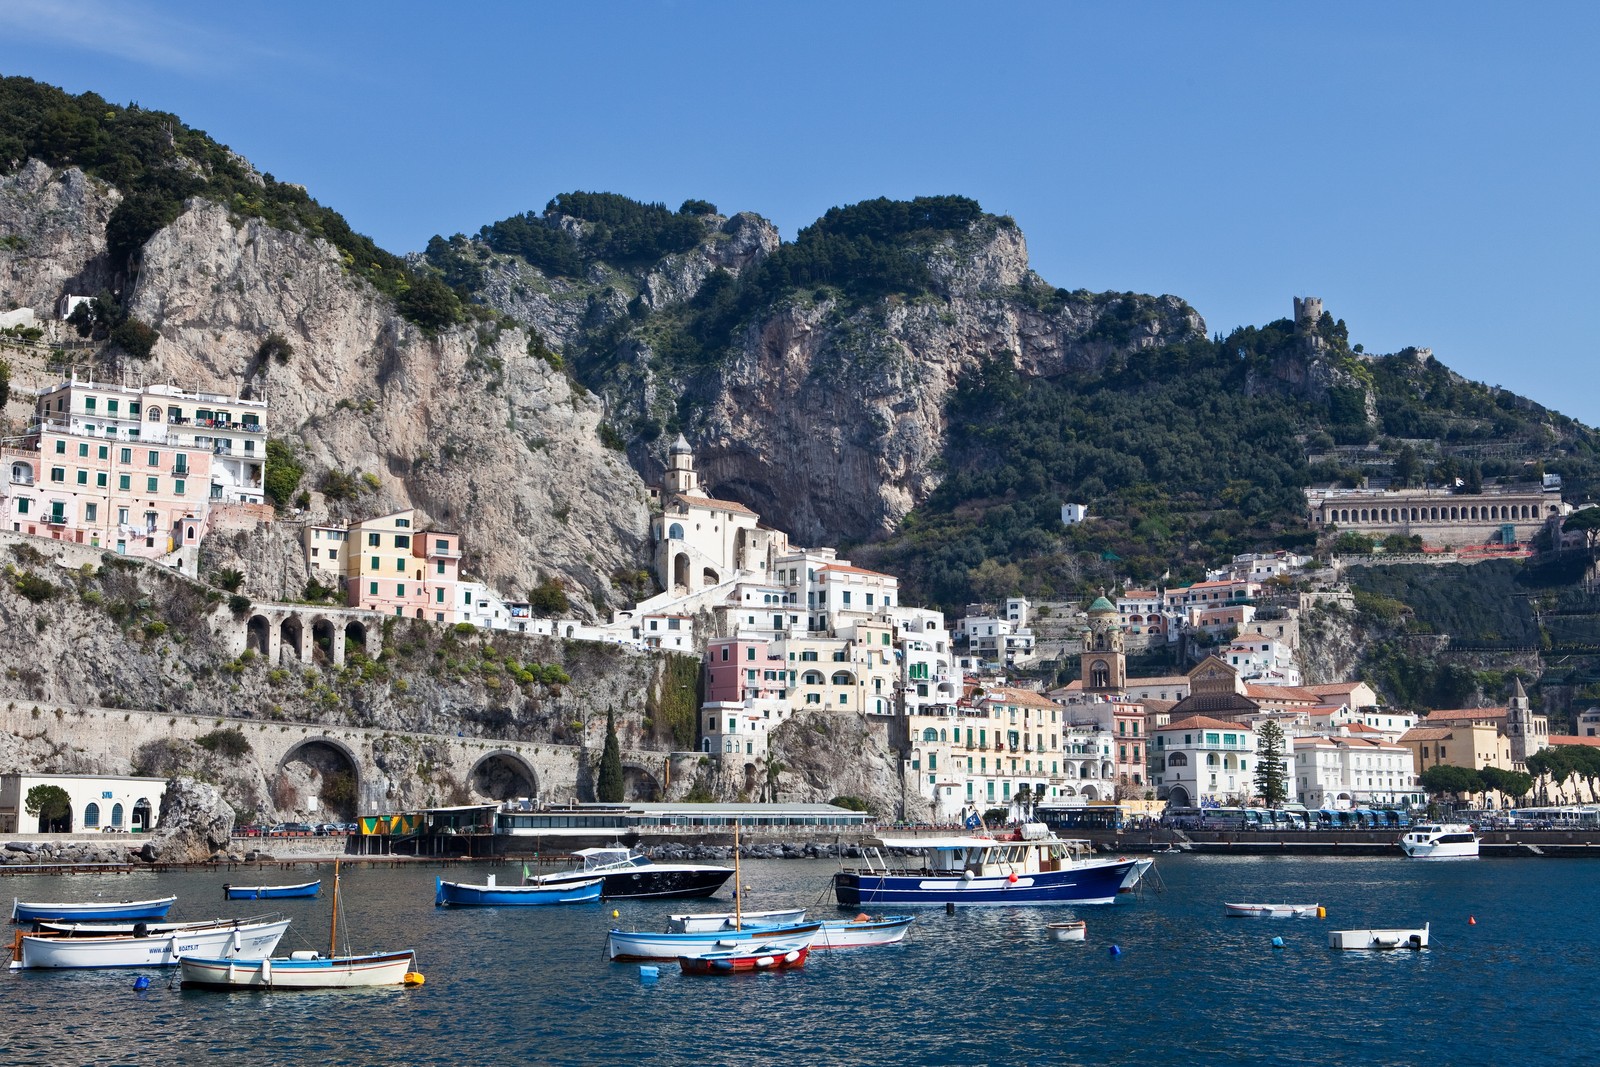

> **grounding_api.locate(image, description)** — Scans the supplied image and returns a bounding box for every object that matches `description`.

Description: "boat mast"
[733,819,742,931]
[329,859,340,958]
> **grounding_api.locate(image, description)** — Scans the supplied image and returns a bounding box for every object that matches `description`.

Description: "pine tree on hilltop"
[598,707,625,802]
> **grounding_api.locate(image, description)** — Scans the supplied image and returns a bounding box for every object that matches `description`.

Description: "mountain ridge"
[3,75,1596,618]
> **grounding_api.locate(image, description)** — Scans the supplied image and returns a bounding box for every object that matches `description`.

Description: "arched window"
[84,802,101,828]
[1089,660,1110,689]
[1166,752,1188,766]
[668,522,684,540]
[802,670,824,686]
[831,671,853,686]
[111,803,125,828]
[148,406,162,421]
[923,728,938,742]
[1206,753,1219,766]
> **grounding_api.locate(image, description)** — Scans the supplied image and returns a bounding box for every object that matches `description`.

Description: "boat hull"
[434,877,601,907]
[814,916,914,949]
[13,918,291,970]
[1047,921,1087,942]
[1399,841,1480,859]
[179,950,416,990]
[1225,903,1321,918]
[669,907,806,932]
[11,896,177,923]
[679,945,808,975]
[833,857,1142,907]
[607,921,821,962]
[223,881,320,900]
[1328,924,1429,950]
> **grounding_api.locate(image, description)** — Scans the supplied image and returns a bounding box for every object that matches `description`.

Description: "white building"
[1223,634,1302,687]
[0,773,167,834]
[1061,503,1089,525]
[701,697,789,760]
[1153,716,1288,808]
[1292,732,1416,809]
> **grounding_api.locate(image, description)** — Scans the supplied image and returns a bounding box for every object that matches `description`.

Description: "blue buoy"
[1108,945,1122,956]
[638,965,659,982]
[1271,936,1285,948]
[133,975,151,990]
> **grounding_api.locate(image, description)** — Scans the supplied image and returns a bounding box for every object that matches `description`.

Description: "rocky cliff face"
[473,216,1205,547]
[0,160,119,314]
[0,175,653,615]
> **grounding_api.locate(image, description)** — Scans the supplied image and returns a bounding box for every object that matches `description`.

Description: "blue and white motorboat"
[813,914,914,949]
[434,875,602,907]
[606,920,822,962]
[11,895,177,924]
[832,824,1149,907]
[223,880,321,900]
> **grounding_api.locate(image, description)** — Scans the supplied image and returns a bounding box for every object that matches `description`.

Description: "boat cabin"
[877,824,1092,876]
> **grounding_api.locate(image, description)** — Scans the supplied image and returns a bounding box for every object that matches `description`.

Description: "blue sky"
[3,1,1596,424]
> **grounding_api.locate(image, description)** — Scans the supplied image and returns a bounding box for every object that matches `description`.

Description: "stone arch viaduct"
[0,702,684,818]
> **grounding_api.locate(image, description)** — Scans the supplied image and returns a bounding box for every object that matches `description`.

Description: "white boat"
[669,907,807,933]
[180,860,420,991]
[179,949,418,989]
[11,917,290,970]
[1328,923,1429,950]
[1399,823,1480,859]
[37,917,256,935]
[1225,903,1322,918]
[1046,920,1087,942]
[607,921,821,962]
[814,914,914,949]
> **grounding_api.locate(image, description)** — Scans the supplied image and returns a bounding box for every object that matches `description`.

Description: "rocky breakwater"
[1,837,132,867]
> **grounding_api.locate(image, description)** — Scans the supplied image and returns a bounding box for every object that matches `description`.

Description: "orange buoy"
[1007,872,1018,883]
[1469,916,1477,925]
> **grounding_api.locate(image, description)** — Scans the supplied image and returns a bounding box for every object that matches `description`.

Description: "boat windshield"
[579,849,634,870]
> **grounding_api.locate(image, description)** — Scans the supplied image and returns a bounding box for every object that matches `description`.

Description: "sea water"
[4,854,1596,1066]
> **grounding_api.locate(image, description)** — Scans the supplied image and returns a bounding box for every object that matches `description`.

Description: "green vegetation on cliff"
[0,76,462,330]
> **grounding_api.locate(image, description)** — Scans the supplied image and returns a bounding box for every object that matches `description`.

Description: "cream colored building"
[1306,484,1562,547]
[0,772,167,834]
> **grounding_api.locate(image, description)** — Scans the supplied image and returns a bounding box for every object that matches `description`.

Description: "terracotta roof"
[1161,715,1248,732]
[987,687,1058,710]
[1342,722,1383,734]
[1141,698,1180,715]
[1302,682,1367,695]
[1425,707,1507,722]
[1244,684,1323,703]
[1399,727,1453,742]
[670,492,757,516]
[1125,675,1192,687]
[1550,735,1600,748]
